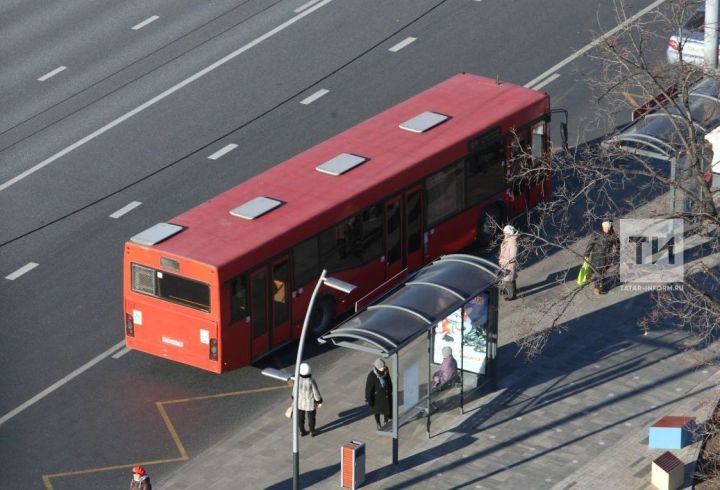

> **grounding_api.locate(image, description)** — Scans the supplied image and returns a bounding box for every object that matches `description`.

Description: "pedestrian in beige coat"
[499,225,518,300]
[294,362,322,437]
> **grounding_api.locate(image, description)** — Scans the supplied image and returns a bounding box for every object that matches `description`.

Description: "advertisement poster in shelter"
[433,292,488,375]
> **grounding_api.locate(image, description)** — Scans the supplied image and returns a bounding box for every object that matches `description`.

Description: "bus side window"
[361,204,383,262]
[425,160,465,227]
[230,275,249,323]
[531,122,545,159]
[465,134,505,207]
[339,215,363,259]
[530,122,546,184]
[508,136,529,195]
[320,214,369,272]
[293,237,320,287]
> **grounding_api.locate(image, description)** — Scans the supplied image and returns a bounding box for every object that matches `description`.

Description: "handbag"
[577,261,593,286]
[284,405,293,418]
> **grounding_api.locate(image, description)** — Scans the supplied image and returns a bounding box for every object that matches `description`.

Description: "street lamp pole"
[287,269,355,490]
[291,269,327,489]
[706,0,719,69]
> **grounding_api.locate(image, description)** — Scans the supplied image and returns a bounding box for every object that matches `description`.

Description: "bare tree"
[481,2,720,483]
[501,0,720,360]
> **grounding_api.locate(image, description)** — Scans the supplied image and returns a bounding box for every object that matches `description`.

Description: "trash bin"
[340,440,365,489]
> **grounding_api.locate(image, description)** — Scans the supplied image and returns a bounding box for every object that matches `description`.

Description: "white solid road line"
[389,37,416,53]
[132,15,159,31]
[109,201,142,218]
[294,0,323,13]
[0,0,336,194]
[524,0,668,89]
[208,143,238,160]
[531,73,560,91]
[0,340,125,427]
[5,262,39,280]
[37,66,67,82]
[112,346,132,359]
[300,89,329,105]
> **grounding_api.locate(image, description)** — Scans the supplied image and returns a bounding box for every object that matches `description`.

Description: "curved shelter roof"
[319,254,502,356]
[605,78,720,161]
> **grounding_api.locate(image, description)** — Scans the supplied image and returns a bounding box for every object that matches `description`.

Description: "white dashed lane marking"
[109,201,142,218]
[300,89,329,105]
[132,15,159,30]
[5,262,39,280]
[389,37,416,52]
[208,144,238,160]
[37,66,67,81]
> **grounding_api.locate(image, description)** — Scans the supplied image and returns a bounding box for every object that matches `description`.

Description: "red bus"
[123,73,553,373]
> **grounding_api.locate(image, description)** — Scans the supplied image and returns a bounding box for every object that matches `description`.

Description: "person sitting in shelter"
[432,346,458,389]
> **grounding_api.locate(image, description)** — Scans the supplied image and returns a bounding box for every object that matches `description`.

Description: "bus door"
[249,267,269,359]
[270,257,290,347]
[404,185,424,272]
[384,196,403,278]
[507,132,530,217]
[384,186,424,278]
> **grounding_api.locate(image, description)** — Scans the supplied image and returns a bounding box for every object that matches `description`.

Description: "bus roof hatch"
[399,111,449,133]
[315,153,368,176]
[130,223,184,246]
[230,197,283,220]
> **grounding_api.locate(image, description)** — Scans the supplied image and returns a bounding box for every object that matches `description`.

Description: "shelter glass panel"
[397,333,429,422]
[432,291,488,376]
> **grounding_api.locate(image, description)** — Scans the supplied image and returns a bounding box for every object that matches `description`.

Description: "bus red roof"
[148,73,548,270]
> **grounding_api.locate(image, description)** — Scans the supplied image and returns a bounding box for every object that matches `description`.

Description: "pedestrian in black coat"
[365,358,392,430]
[584,220,620,294]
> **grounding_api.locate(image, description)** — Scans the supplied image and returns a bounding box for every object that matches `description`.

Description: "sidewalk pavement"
[159,245,720,489]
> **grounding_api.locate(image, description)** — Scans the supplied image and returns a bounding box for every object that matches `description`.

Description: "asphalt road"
[0,0,669,488]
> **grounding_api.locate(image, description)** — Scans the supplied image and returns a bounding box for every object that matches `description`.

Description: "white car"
[667,7,718,65]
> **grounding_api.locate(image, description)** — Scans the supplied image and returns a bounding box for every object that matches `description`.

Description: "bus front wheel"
[309,296,336,337]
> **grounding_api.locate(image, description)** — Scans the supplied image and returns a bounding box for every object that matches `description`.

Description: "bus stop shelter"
[603,77,720,214]
[319,253,502,464]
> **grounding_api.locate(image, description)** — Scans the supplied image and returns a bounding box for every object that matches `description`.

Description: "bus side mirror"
[551,108,569,151]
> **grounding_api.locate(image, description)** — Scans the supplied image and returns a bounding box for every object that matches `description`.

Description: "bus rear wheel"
[309,296,336,337]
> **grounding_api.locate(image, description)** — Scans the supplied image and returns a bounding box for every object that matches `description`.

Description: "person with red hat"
[129,466,151,490]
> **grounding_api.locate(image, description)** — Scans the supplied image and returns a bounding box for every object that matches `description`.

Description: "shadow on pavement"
[264,462,341,490]
[360,290,718,488]
[315,405,369,435]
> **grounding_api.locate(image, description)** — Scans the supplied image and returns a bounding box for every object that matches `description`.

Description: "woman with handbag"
[294,362,323,437]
